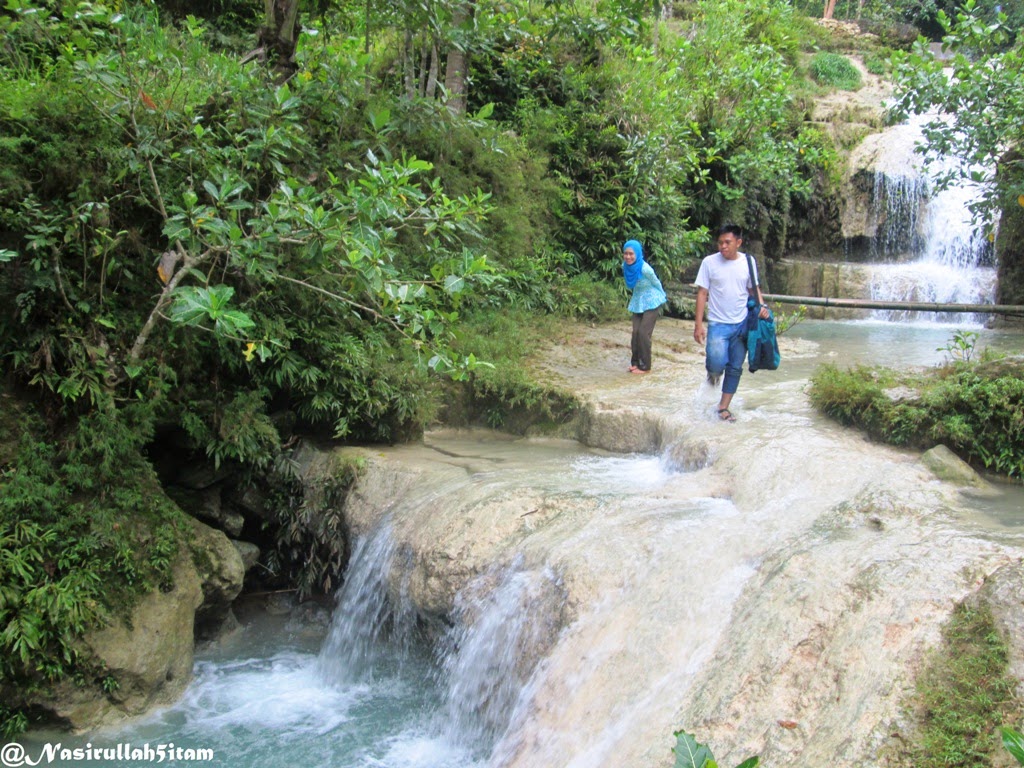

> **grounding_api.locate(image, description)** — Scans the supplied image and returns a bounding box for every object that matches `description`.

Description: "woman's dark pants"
[631,309,659,371]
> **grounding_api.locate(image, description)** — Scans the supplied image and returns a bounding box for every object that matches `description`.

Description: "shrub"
[809,52,862,90]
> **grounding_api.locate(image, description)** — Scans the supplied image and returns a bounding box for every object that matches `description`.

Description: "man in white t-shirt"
[693,224,769,422]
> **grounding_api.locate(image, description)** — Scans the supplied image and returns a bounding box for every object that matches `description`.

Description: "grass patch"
[902,601,1020,767]
[808,354,1024,479]
[863,50,891,76]
[809,51,862,90]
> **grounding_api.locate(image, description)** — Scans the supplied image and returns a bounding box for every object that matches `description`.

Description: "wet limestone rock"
[16,553,204,730]
[770,259,874,319]
[921,444,996,494]
[188,517,246,641]
[232,539,261,574]
[84,554,203,719]
[840,121,926,250]
[15,519,245,730]
[976,560,1024,699]
[577,403,663,454]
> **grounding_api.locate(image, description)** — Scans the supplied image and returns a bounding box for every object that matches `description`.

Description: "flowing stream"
[23,320,1024,768]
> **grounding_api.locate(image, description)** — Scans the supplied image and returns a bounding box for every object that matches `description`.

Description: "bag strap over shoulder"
[745,252,759,289]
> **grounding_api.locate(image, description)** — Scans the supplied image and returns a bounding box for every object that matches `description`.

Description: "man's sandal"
[717,408,736,422]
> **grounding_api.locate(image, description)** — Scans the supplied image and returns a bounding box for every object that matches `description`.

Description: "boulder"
[188,517,246,641]
[232,539,261,574]
[166,484,245,538]
[17,553,203,730]
[14,518,246,730]
[921,444,997,495]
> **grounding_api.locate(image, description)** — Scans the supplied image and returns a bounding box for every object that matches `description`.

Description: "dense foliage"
[0,1,841,447]
[891,0,1024,225]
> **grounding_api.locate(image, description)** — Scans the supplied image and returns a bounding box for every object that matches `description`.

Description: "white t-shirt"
[694,252,756,324]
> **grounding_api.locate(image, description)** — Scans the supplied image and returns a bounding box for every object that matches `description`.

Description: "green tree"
[0,4,495,442]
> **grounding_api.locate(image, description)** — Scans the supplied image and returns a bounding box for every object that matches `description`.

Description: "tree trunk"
[418,41,430,97]
[652,0,661,53]
[443,1,472,115]
[403,27,416,99]
[364,0,372,96]
[823,0,838,20]
[425,42,440,100]
[250,0,301,82]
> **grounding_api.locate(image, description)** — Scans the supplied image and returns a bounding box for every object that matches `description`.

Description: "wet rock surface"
[326,319,1024,767]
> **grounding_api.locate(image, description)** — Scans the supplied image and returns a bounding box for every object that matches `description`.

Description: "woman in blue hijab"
[622,239,667,374]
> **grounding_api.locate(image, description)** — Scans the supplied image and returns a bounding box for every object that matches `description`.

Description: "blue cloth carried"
[745,296,780,372]
[743,252,780,372]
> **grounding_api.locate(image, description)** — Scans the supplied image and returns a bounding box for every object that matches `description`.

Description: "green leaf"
[169,285,235,327]
[0,249,16,262]
[1002,727,1024,765]
[672,730,716,768]
[368,108,391,132]
[202,180,220,202]
[216,310,256,334]
[735,758,760,768]
[443,274,465,294]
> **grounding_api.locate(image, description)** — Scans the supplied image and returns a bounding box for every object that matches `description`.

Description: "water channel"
[22,318,1024,768]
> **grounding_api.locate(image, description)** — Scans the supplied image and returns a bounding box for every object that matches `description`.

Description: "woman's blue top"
[628,262,667,314]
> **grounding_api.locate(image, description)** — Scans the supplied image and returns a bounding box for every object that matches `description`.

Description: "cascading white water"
[863,114,997,324]
[434,559,566,749]
[316,522,420,685]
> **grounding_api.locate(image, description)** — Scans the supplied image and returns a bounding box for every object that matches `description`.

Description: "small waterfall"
[867,172,928,260]
[434,559,565,749]
[316,518,566,759]
[860,114,997,324]
[316,522,420,684]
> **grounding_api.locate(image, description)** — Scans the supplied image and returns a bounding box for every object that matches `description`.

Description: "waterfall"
[316,522,420,684]
[860,114,997,324]
[316,520,565,758]
[434,558,565,749]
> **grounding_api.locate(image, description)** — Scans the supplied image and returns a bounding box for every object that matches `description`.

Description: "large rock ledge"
[314,319,1024,767]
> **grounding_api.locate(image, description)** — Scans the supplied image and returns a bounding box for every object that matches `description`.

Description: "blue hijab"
[622,239,645,290]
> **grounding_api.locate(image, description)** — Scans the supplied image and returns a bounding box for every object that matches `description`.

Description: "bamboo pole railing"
[760,294,1024,317]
